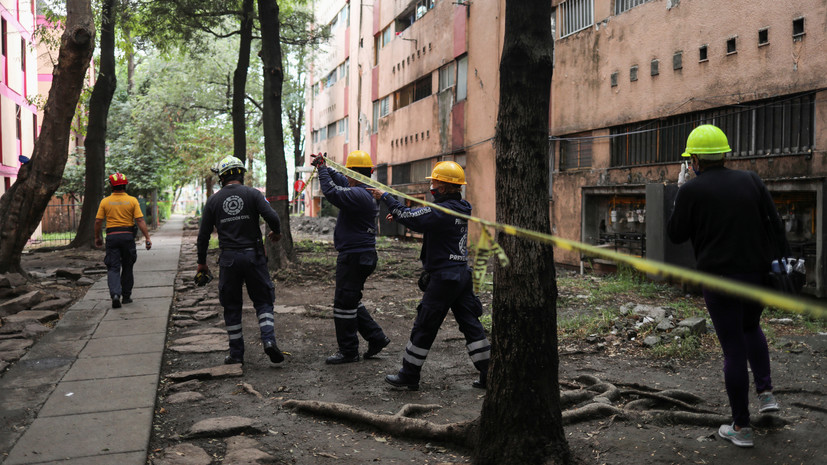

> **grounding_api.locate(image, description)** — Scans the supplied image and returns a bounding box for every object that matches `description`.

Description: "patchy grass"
[650,335,707,359]
[480,314,492,333]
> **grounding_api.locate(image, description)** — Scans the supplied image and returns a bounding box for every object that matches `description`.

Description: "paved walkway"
[1,215,184,465]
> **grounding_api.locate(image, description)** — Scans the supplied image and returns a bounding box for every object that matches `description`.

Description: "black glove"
[417,270,430,292]
[310,153,326,168]
[194,269,214,287]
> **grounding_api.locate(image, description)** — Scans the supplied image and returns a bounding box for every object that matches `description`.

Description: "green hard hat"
[682,124,731,160]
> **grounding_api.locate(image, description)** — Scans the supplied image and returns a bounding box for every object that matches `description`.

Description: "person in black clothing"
[311,151,390,364]
[667,124,784,448]
[196,156,285,365]
[368,161,490,391]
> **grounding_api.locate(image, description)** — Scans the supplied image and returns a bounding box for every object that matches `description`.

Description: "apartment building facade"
[0,0,38,196]
[305,0,501,225]
[305,0,827,295]
[550,0,827,296]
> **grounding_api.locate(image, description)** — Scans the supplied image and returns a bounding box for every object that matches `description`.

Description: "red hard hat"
[109,172,128,186]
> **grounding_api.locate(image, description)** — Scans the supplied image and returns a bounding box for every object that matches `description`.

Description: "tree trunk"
[232,0,254,162]
[123,25,134,94]
[69,0,117,249]
[0,0,95,274]
[475,3,569,465]
[257,0,294,269]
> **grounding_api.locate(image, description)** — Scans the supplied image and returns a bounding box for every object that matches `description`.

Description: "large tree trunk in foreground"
[70,0,117,249]
[232,0,254,162]
[257,0,294,269]
[0,0,95,273]
[475,2,569,465]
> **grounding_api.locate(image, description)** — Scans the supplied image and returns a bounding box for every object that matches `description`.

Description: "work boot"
[385,373,419,391]
[111,295,121,309]
[121,295,133,304]
[326,352,360,364]
[364,336,391,359]
[473,369,488,389]
[224,354,244,365]
[264,340,284,363]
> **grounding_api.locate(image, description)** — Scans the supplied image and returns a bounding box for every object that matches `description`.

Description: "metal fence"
[26,202,82,248]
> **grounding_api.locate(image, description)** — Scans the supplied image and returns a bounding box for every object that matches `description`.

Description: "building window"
[372,101,380,133]
[319,126,327,141]
[650,59,659,76]
[380,96,391,117]
[793,17,805,39]
[413,74,432,101]
[698,45,708,62]
[559,132,593,170]
[456,55,468,101]
[610,71,618,87]
[438,62,455,92]
[614,0,654,15]
[758,28,769,46]
[559,0,593,38]
[1,19,6,57]
[327,122,336,138]
[610,92,815,167]
[416,0,434,20]
[376,164,388,185]
[391,162,411,185]
[629,65,638,82]
[324,68,337,88]
[726,37,737,54]
[15,105,22,140]
[673,51,683,69]
[338,118,347,135]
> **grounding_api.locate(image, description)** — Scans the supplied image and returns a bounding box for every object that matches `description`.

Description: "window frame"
[559,0,594,38]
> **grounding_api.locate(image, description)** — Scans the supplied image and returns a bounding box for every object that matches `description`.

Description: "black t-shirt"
[667,166,787,274]
[197,183,281,264]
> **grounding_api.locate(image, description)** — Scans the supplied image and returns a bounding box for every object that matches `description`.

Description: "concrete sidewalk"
[1,215,183,465]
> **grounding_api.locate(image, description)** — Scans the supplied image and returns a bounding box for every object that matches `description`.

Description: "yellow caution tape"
[292,167,317,203]
[472,227,510,294]
[321,158,827,320]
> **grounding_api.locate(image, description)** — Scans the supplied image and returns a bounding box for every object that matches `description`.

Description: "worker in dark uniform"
[95,172,152,308]
[196,156,285,365]
[668,124,784,448]
[311,151,390,364]
[368,161,490,391]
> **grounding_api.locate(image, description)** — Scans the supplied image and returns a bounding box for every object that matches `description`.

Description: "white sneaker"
[758,392,779,413]
[718,423,754,447]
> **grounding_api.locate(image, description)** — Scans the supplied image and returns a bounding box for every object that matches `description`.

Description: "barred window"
[559,0,593,38]
[614,0,654,15]
[559,132,593,170]
[392,162,411,185]
[610,93,815,167]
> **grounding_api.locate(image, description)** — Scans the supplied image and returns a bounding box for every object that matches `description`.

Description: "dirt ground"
[14,220,827,464]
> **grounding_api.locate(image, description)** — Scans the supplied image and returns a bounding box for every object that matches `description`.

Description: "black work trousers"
[218,248,277,360]
[333,250,386,357]
[104,233,137,299]
[399,266,490,381]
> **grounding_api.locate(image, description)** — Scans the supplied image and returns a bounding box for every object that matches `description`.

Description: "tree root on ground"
[282,376,788,447]
[282,399,477,447]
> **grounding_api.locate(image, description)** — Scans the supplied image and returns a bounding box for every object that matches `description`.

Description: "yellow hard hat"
[427,161,466,185]
[346,150,374,168]
[682,124,731,160]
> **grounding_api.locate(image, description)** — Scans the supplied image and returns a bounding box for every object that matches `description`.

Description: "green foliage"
[320,199,339,217]
[158,200,172,220]
[479,314,492,333]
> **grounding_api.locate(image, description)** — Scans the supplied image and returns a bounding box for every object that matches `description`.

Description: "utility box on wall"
[645,183,696,271]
